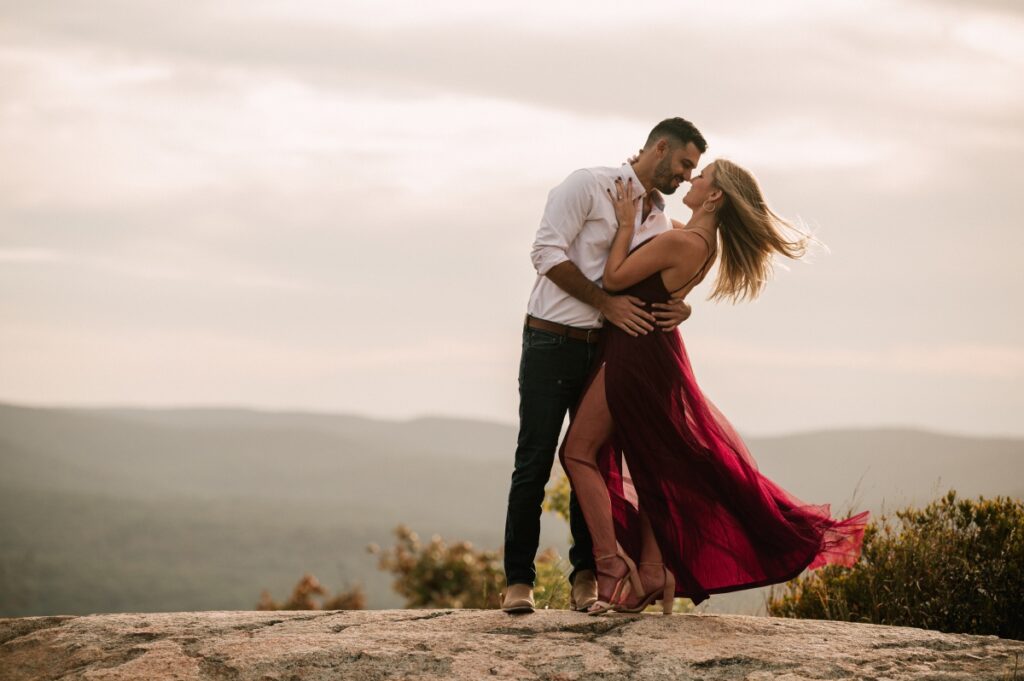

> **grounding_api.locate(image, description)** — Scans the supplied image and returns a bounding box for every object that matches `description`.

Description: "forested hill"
[1,402,1021,616]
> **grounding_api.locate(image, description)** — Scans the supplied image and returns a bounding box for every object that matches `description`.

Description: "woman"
[558,159,869,615]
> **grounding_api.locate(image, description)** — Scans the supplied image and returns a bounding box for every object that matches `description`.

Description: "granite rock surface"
[1,609,1022,680]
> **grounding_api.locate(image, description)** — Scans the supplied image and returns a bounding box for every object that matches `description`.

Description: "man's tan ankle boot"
[501,583,535,613]
[570,570,598,612]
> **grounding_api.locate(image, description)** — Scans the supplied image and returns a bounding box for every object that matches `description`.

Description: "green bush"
[768,490,1024,640]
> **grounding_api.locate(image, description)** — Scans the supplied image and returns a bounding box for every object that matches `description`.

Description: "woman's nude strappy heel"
[586,544,644,616]
[612,562,676,615]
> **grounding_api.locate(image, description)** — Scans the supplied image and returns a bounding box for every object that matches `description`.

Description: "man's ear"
[654,138,669,157]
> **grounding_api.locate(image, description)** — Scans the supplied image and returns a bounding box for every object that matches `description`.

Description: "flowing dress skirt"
[558,272,869,605]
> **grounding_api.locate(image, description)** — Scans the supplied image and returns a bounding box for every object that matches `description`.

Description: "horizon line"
[1,399,1021,442]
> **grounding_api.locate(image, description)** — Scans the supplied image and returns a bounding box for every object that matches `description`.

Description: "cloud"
[951,12,1024,65]
[4,0,1021,212]
[1,1,1022,434]
[0,246,317,292]
[930,0,1024,17]
[691,337,1024,379]
[4,0,1021,131]
[0,248,65,263]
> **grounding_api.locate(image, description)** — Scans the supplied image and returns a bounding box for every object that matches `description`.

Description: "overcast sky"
[1,0,1022,437]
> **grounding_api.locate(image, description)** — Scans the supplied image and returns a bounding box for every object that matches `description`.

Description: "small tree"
[768,490,1024,639]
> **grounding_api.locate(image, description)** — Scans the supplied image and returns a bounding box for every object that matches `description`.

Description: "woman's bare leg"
[628,505,668,607]
[637,506,663,565]
[561,365,627,603]
[564,365,669,609]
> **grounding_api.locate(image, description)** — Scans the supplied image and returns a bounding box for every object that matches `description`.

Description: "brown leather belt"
[525,315,601,344]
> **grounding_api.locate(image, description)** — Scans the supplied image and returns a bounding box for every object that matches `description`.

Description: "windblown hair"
[707,159,809,303]
[645,117,708,154]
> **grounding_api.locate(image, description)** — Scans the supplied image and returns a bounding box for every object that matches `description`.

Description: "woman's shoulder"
[659,227,714,254]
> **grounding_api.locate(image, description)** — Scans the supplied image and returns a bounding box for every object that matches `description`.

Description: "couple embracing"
[501,117,869,615]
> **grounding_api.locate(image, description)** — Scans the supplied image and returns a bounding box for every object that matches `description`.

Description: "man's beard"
[652,156,680,194]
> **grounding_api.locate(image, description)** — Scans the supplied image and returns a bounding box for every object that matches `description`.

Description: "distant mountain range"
[1,402,1021,617]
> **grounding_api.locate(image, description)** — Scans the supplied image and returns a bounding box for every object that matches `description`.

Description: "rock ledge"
[1,609,1021,680]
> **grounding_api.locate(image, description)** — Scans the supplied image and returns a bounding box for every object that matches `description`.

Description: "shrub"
[364,471,582,610]
[256,573,366,611]
[368,525,504,609]
[367,525,572,610]
[768,490,1024,639]
[533,547,572,610]
[543,472,571,523]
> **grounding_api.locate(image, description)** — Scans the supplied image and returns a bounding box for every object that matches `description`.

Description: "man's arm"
[545,261,655,337]
[530,170,591,276]
[530,169,656,336]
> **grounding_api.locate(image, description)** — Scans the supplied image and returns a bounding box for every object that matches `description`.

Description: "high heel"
[586,543,644,616]
[613,562,676,615]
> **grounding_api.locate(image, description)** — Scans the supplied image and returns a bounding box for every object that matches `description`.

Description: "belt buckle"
[585,328,598,344]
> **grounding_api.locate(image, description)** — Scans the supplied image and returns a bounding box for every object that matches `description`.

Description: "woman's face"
[683,164,718,211]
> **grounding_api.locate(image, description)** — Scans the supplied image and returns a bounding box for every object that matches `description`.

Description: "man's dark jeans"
[503,325,599,587]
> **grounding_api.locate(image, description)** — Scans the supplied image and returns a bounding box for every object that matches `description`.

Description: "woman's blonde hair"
[707,159,810,303]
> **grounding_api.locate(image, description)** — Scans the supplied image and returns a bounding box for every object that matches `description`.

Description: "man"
[502,117,708,613]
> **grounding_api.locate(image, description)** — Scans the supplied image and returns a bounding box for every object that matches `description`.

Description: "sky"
[1,0,1022,437]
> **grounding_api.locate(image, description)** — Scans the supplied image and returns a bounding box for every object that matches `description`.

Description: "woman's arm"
[603,179,703,292]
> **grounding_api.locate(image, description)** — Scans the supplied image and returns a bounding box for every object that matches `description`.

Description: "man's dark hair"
[645,117,707,153]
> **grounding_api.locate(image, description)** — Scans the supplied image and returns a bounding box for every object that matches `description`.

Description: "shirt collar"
[620,163,665,213]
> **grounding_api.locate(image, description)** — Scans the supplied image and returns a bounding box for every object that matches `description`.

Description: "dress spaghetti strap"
[670,230,715,295]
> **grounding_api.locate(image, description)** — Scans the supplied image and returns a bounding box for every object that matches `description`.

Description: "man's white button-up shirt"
[526,163,672,328]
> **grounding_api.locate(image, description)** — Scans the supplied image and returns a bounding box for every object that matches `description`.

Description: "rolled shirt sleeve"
[530,169,595,276]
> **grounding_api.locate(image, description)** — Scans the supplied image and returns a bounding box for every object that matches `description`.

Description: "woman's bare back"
[656,226,717,299]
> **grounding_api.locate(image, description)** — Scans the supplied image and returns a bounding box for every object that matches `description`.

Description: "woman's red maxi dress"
[559,237,869,606]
